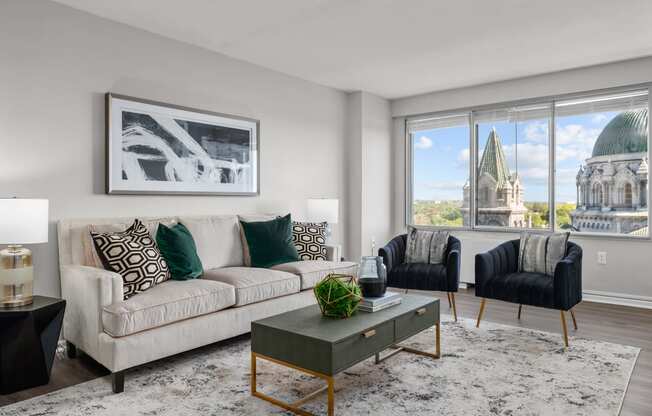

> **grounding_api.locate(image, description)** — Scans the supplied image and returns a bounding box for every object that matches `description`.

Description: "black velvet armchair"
[379,234,461,320]
[474,239,582,347]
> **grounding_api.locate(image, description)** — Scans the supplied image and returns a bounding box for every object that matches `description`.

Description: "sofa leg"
[560,310,569,348]
[450,293,458,322]
[112,371,125,393]
[517,304,523,320]
[404,287,408,294]
[476,298,486,328]
[66,341,77,359]
[570,309,578,330]
[446,292,452,308]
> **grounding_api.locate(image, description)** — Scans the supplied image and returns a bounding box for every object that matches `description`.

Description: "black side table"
[0,296,66,394]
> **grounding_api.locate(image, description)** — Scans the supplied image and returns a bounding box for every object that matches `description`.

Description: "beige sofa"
[58,215,356,393]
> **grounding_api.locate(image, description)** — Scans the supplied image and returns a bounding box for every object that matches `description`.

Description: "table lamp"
[0,199,48,308]
[307,198,339,240]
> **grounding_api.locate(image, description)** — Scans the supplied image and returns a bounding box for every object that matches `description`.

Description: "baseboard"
[582,290,652,310]
[458,282,469,289]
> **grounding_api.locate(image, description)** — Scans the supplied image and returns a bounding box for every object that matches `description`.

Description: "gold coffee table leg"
[251,352,334,416]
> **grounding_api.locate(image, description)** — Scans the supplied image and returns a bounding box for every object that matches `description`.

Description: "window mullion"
[469,111,477,230]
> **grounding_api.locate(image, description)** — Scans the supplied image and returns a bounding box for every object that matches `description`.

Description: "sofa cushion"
[292,221,328,260]
[91,219,171,299]
[102,279,236,337]
[239,214,299,268]
[83,217,177,268]
[519,232,569,276]
[156,223,203,280]
[180,216,244,269]
[203,267,300,306]
[237,214,279,266]
[271,260,358,290]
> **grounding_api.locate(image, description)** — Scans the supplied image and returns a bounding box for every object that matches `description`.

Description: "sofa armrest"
[60,265,123,357]
[379,234,407,273]
[446,236,461,291]
[553,242,583,310]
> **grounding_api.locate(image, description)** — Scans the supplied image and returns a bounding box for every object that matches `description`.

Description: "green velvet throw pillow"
[239,214,299,268]
[156,223,203,280]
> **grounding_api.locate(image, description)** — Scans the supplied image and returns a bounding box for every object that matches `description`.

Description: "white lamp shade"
[307,198,339,224]
[0,199,49,244]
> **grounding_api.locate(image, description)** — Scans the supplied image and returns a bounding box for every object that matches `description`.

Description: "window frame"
[405,83,652,240]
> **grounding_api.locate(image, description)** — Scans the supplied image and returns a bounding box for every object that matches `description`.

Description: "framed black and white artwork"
[106,93,259,195]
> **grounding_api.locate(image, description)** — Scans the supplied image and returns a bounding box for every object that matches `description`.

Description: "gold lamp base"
[0,244,34,308]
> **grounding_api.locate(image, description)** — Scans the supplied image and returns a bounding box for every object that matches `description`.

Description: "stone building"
[463,128,529,227]
[571,108,648,234]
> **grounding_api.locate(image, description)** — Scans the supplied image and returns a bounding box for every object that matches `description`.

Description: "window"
[408,114,470,227]
[474,104,551,230]
[407,86,649,237]
[555,90,649,236]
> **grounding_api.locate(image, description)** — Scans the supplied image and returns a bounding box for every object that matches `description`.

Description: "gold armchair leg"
[560,310,569,347]
[447,292,452,308]
[570,309,578,330]
[476,298,486,328]
[450,293,458,322]
[517,304,523,320]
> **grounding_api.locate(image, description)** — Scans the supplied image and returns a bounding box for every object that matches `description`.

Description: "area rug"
[0,317,639,416]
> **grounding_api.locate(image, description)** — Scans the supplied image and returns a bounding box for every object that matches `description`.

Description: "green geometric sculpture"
[314,273,362,319]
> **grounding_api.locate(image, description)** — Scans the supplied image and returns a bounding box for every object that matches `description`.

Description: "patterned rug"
[0,317,639,416]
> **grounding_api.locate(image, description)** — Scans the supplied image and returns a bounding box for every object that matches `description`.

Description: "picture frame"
[105,93,260,196]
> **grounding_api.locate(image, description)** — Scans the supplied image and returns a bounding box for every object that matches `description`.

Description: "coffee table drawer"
[395,302,436,341]
[332,319,394,373]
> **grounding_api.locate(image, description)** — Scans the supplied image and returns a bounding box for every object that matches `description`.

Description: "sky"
[412,111,616,204]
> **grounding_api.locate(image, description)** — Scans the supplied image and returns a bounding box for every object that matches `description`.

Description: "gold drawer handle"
[363,329,376,338]
[416,308,427,316]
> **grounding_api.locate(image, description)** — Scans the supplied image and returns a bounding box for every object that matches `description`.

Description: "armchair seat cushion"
[477,272,555,309]
[102,280,236,337]
[203,267,300,306]
[388,263,448,291]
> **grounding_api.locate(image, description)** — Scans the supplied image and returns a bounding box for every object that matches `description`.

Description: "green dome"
[591,108,648,157]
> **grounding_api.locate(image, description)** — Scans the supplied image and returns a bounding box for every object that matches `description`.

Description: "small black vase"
[358,256,387,298]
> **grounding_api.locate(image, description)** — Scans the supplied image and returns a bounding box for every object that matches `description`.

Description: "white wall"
[391,57,652,306]
[0,0,349,298]
[346,92,392,261]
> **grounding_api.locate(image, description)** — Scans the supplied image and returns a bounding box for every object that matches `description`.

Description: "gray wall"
[391,57,652,307]
[0,0,349,298]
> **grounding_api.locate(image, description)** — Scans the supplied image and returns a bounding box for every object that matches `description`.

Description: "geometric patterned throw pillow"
[292,221,327,260]
[91,219,170,299]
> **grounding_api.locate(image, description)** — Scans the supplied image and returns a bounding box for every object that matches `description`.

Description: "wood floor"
[1,288,651,415]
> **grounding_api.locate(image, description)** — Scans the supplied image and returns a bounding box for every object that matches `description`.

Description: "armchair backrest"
[498,238,581,275]
[379,232,460,272]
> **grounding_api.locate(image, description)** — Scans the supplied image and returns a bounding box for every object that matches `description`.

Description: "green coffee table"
[251,294,440,416]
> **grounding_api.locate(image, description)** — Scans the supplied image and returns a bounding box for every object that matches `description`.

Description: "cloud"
[555,167,580,186]
[555,124,600,162]
[591,114,608,124]
[502,143,549,184]
[523,121,548,143]
[455,148,470,170]
[414,136,432,150]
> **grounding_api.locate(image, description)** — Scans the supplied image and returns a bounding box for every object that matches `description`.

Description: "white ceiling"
[52,0,652,99]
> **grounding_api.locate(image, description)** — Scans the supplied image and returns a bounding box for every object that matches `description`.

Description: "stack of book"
[359,291,401,313]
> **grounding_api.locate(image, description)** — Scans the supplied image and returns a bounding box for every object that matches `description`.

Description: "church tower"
[463,128,529,227]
